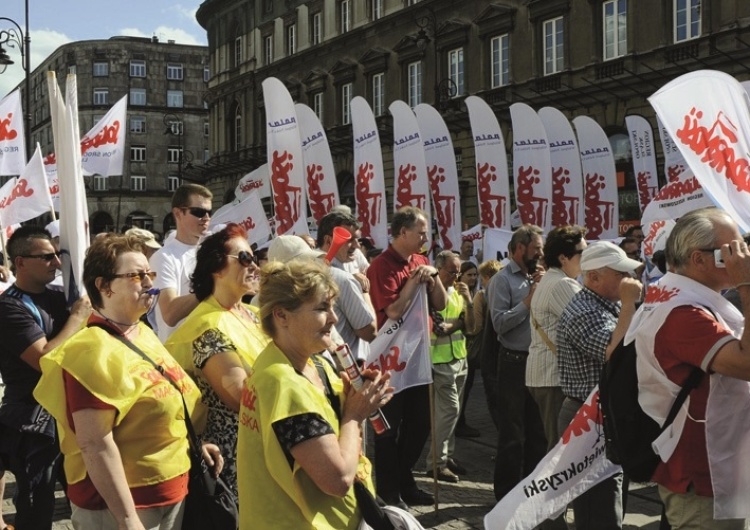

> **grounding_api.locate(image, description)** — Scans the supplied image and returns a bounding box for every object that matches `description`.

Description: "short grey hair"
[435,250,459,269]
[509,224,543,253]
[666,207,735,271]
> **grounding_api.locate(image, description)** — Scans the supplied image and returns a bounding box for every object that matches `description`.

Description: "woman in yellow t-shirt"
[166,223,269,495]
[34,235,222,530]
[237,259,392,529]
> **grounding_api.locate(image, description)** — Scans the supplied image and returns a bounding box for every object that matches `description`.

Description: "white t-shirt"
[149,238,197,342]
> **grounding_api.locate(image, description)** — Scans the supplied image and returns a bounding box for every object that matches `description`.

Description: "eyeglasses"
[228,251,258,268]
[20,252,61,262]
[112,271,157,283]
[180,206,212,219]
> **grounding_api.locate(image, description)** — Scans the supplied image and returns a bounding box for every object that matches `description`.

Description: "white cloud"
[171,4,201,27]
[117,25,205,46]
[0,28,71,100]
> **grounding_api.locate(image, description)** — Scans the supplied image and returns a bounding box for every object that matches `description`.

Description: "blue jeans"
[558,396,623,530]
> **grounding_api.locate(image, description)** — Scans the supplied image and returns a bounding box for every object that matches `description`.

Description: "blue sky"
[1,0,208,99]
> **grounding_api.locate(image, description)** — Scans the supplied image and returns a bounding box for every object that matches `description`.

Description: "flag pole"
[429,382,439,512]
[49,208,57,222]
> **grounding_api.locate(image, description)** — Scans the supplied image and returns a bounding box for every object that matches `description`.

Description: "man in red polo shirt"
[367,206,447,508]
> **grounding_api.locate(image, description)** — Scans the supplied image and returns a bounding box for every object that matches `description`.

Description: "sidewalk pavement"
[2,375,663,529]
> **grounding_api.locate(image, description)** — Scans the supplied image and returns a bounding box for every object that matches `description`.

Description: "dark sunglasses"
[21,252,61,262]
[228,250,258,267]
[180,206,212,219]
[112,271,158,283]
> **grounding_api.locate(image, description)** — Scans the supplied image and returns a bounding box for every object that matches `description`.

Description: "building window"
[287,24,296,55]
[455,151,463,179]
[341,0,351,33]
[130,88,146,106]
[204,65,211,82]
[235,108,243,151]
[311,12,322,45]
[94,175,108,191]
[93,62,109,77]
[204,121,210,136]
[372,0,383,20]
[341,83,352,125]
[372,73,385,117]
[674,0,700,42]
[313,92,324,122]
[68,65,77,75]
[543,16,564,76]
[447,48,464,97]
[130,59,146,77]
[234,36,243,67]
[603,0,627,60]
[491,34,510,88]
[407,0,421,4]
[204,148,211,162]
[168,175,181,192]
[167,63,184,80]
[167,90,184,108]
[131,146,146,162]
[264,35,273,65]
[93,88,109,105]
[130,116,146,134]
[168,147,182,164]
[407,61,422,108]
[130,175,147,191]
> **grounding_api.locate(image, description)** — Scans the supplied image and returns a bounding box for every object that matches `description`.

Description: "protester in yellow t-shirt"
[34,235,222,530]
[237,259,392,529]
[167,223,269,495]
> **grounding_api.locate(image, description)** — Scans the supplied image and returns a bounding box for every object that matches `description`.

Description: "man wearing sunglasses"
[150,183,213,342]
[0,225,92,528]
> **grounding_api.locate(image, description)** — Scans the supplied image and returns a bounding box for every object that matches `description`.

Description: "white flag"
[538,107,584,227]
[263,77,308,235]
[650,70,750,232]
[510,103,553,231]
[49,72,90,302]
[209,191,272,246]
[296,103,340,224]
[351,97,388,249]
[625,115,659,213]
[573,116,619,240]
[235,164,271,201]
[414,104,461,250]
[465,96,511,230]
[0,89,26,176]
[0,144,54,227]
[656,115,693,184]
[483,228,513,262]
[484,389,620,530]
[461,223,483,257]
[366,286,432,394]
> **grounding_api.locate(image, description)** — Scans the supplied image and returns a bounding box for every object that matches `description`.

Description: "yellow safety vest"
[430,288,467,364]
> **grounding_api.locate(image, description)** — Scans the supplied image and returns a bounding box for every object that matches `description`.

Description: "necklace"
[96,310,139,331]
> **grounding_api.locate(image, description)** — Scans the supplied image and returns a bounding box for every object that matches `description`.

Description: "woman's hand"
[201,443,224,479]
[341,368,394,423]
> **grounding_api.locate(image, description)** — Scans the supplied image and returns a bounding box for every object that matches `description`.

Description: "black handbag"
[91,325,239,529]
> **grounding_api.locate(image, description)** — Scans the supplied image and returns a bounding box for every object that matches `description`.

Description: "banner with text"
[296,103,340,224]
[656,115,693,185]
[625,115,659,213]
[235,164,271,201]
[209,191,272,246]
[415,104,461,250]
[351,96,388,249]
[510,103,552,231]
[366,286,432,394]
[0,144,54,227]
[263,77,308,235]
[483,227,513,263]
[538,107,584,227]
[573,116,619,240]
[462,223,483,257]
[0,89,26,176]
[465,96,510,230]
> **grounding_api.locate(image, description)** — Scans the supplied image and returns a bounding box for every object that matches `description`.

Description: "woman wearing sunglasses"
[33,234,223,529]
[166,223,269,496]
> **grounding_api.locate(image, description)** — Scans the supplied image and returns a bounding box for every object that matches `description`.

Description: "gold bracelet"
[736,282,750,289]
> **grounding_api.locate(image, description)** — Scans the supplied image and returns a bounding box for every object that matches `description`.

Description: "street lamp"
[0,3,32,161]
[163,112,186,183]
[414,6,457,110]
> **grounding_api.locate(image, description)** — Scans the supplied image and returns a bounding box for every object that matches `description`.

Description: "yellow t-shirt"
[237,342,374,529]
[34,324,200,487]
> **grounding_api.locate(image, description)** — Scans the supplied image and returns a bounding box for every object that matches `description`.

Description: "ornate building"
[18,36,209,236]
[196,0,750,231]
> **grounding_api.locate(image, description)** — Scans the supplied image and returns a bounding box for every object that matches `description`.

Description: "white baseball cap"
[268,235,324,262]
[580,241,642,272]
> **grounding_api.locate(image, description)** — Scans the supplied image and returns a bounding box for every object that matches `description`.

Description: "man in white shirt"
[149,183,213,342]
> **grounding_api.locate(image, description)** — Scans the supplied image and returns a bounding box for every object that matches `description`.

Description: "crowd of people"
[0,183,749,530]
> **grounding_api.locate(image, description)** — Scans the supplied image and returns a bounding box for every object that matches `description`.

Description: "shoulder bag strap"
[530,310,558,355]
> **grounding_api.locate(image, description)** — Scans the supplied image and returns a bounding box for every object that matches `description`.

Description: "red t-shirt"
[64,315,188,510]
[652,306,733,496]
[366,245,428,329]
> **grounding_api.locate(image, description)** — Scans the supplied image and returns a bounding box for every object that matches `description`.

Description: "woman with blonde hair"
[237,259,392,529]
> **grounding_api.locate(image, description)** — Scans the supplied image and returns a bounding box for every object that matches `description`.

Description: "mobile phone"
[714,249,726,268]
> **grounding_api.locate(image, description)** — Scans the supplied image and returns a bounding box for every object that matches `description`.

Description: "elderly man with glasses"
[0,225,91,528]
[149,183,213,342]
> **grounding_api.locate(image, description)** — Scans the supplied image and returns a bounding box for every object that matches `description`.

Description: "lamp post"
[0,3,32,161]
[163,112,185,183]
[414,6,457,110]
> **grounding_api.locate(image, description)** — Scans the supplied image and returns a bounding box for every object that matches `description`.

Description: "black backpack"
[599,337,703,482]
